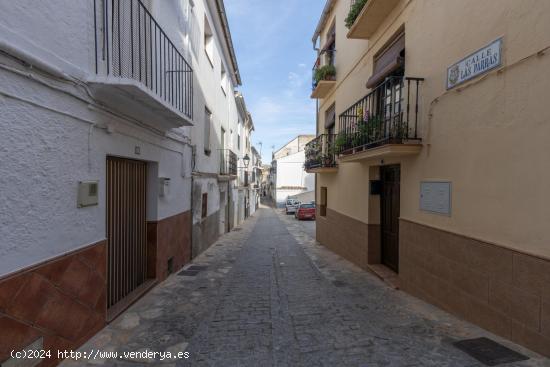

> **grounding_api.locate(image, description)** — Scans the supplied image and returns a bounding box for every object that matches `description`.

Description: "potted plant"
[321,153,333,166]
[367,115,382,142]
[334,133,348,153]
[345,0,368,29]
[314,65,336,84]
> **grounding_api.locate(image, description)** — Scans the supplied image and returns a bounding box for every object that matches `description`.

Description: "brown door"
[380,165,400,272]
[106,157,148,310]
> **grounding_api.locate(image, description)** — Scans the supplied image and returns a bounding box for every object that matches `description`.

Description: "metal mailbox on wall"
[420,181,452,215]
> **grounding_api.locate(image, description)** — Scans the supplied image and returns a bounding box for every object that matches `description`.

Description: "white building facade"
[270,135,316,207]
[233,92,256,225]
[0,0,250,363]
[249,146,262,216]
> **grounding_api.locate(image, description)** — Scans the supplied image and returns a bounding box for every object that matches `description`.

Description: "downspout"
[313,36,320,223]
[190,145,196,259]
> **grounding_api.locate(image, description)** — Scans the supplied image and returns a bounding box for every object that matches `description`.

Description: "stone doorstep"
[365,263,401,290]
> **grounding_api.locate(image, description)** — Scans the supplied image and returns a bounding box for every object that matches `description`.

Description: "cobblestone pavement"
[63,206,549,367]
[284,212,316,239]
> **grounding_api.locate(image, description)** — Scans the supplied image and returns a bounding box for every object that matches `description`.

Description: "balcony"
[337,76,423,163]
[346,0,401,40]
[90,0,193,130]
[304,134,338,173]
[220,149,237,178]
[311,59,336,99]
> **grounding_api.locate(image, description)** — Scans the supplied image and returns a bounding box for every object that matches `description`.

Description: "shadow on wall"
[191,181,221,258]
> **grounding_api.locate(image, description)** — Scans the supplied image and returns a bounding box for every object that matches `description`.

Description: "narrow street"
[63,206,546,367]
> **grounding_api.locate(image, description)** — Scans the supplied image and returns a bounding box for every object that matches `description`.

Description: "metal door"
[380,165,400,273]
[106,157,147,309]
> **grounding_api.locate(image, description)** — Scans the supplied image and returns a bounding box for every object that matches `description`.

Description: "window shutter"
[366,33,405,88]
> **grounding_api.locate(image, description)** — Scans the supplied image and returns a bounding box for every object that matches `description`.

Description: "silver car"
[285,199,300,214]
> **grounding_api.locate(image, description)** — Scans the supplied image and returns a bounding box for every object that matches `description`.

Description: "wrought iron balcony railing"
[304,134,338,170]
[220,149,237,176]
[336,76,423,154]
[94,0,193,120]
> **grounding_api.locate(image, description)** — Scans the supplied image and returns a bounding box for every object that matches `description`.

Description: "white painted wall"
[272,150,314,206]
[0,0,202,277]
[0,0,92,77]
[0,61,192,277]
[0,0,252,276]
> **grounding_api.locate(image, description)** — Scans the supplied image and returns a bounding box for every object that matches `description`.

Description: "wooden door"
[380,165,400,273]
[106,157,147,309]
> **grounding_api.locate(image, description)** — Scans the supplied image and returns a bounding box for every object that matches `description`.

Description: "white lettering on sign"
[420,181,452,216]
[447,38,502,89]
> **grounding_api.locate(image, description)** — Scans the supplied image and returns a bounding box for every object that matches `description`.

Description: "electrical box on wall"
[420,181,452,215]
[77,181,99,208]
[159,177,170,197]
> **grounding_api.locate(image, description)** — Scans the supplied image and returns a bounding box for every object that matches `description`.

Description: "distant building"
[249,146,262,214]
[270,135,315,207]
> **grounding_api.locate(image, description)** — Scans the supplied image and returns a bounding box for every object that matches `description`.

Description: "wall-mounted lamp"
[243,154,250,168]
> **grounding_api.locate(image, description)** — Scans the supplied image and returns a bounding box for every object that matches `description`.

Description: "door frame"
[106,156,153,320]
[380,164,401,273]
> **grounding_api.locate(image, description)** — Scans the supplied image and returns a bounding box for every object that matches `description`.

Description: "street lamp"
[242,154,250,187]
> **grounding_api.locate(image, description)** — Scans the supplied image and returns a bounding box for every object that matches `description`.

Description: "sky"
[225,0,326,163]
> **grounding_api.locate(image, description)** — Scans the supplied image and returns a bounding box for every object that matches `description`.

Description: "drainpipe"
[190,145,196,259]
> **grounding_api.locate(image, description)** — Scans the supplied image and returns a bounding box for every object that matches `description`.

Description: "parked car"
[285,198,300,214]
[295,202,316,220]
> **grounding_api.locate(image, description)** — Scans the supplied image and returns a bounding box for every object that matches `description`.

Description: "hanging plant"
[345,0,368,29]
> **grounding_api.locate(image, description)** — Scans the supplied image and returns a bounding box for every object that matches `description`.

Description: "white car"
[285,199,300,214]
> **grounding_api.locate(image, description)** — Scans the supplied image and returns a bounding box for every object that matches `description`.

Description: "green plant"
[366,115,382,141]
[345,0,368,29]
[351,131,363,147]
[334,133,348,152]
[314,64,336,83]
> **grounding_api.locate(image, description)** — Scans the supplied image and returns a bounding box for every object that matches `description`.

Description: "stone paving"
[62,206,549,367]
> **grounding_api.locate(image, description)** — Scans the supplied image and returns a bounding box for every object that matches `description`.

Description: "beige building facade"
[309,0,550,356]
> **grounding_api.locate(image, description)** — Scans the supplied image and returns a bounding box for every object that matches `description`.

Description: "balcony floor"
[87,76,193,131]
[339,143,422,163]
[311,80,336,99]
[306,166,338,174]
[347,0,401,40]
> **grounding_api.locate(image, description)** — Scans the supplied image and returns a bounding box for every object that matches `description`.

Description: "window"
[204,15,214,67]
[323,23,336,67]
[204,107,211,155]
[188,2,200,58]
[325,103,336,136]
[237,134,241,150]
[366,32,405,88]
[201,193,208,218]
[221,63,228,95]
[320,187,327,217]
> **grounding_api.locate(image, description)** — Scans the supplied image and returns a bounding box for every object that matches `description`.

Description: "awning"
[325,105,336,128]
[366,33,405,89]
